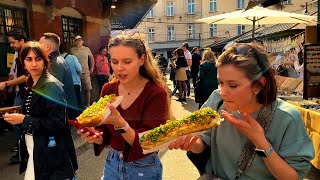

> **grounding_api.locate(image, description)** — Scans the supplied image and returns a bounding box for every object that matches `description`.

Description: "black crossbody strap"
[64,53,69,59]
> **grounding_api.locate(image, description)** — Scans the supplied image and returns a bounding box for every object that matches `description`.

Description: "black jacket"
[19,71,78,180]
[191,53,201,76]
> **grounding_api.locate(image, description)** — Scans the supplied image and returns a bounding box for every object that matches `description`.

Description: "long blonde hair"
[108,34,173,119]
[202,50,216,63]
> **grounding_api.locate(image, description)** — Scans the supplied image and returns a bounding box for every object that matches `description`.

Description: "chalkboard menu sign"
[304,44,320,99]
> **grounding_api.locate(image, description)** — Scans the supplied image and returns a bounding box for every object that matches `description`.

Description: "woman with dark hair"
[78,30,171,180]
[169,43,314,179]
[175,48,188,102]
[3,41,78,180]
[95,46,110,92]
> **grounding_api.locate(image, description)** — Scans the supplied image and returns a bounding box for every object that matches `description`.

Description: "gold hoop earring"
[254,91,259,95]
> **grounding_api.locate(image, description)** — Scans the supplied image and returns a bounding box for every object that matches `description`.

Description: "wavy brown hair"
[217,42,277,105]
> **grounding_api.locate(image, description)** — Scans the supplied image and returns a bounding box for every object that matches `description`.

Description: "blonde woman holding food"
[78,29,170,180]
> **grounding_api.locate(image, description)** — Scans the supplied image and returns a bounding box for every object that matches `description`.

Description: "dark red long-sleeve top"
[94,80,169,162]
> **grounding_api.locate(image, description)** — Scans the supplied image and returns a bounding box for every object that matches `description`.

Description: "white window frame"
[237,0,245,9]
[167,25,175,41]
[187,0,195,14]
[209,24,217,38]
[188,24,196,39]
[148,28,155,42]
[209,0,217,12]
[166,1,174,16]
[283,0,291,5]
[237,24,245,35]
[147,8,154,18]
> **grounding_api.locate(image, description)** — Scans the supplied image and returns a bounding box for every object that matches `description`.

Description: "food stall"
[270,38,320,170]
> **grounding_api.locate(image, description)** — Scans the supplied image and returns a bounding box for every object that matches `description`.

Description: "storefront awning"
[104,0,157,30]
[208,23,303,50]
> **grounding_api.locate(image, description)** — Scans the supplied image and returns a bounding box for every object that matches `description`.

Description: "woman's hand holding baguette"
[168,134,199,151]
[100,103,127,128]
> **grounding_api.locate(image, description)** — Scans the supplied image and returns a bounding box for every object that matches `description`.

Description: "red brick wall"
[84,21,101,54]
[28,0,104,53]
[53,0,103,18]
[28,11,63,41]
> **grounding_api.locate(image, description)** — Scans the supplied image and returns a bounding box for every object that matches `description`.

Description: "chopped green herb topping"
[140,108,219,143]
[81,94,116,117]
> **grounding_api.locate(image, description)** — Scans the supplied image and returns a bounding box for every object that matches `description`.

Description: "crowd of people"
[167,43,218,108]
[0,26,315,180]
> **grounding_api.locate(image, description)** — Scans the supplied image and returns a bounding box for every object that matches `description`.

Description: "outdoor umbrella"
[196,6,316,38]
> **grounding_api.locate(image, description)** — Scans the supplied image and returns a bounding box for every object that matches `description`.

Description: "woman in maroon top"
[78,30,170,180]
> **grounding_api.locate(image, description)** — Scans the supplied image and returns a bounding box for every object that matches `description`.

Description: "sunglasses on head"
[110,29,146,55]
[234,43,268,72]
[110,29,139,38]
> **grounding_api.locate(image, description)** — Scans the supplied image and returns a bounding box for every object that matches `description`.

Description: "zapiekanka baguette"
[139,108,223,150]
[77,94,119,127]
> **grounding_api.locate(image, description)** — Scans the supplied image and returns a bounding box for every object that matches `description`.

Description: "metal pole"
[252,17,256,39]
[318,0,320,43]
[199,33,201,47]
[199,0,203,48]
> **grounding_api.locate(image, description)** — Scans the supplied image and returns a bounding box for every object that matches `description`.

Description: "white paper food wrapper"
[139,130,207,154]
[78,96,123,125]
[103,96,123,120]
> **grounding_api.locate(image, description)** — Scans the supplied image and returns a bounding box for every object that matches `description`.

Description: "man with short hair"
[0,27,28,164]
[70,35,94,107]
[0,28,28,104]
[39,32,77,112]
[182,42,192,97]
[191,47,202,87]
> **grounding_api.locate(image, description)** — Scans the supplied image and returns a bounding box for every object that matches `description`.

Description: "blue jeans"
[102,148,162,180]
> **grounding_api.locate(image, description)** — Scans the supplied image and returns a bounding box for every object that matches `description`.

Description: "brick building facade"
[0,0,110,78]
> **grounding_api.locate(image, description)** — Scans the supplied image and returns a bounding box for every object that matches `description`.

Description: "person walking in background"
[0,27,28,164]
[78,29,170,180]
[59,42,82,119]
[175,48,188,102]
[197,50,218,109]
[191,47,202,88]
[169,43,314,179]
[159,53,168,77]
[39,32,77,117]
[95,46,110,92]
[3,41,78,179]
[182,42,192,97]
[71,35,94,108]
[169,49,178,96]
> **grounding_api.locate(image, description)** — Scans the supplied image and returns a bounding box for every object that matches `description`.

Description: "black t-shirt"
[176,56,188,69]
[191,53,202,74]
